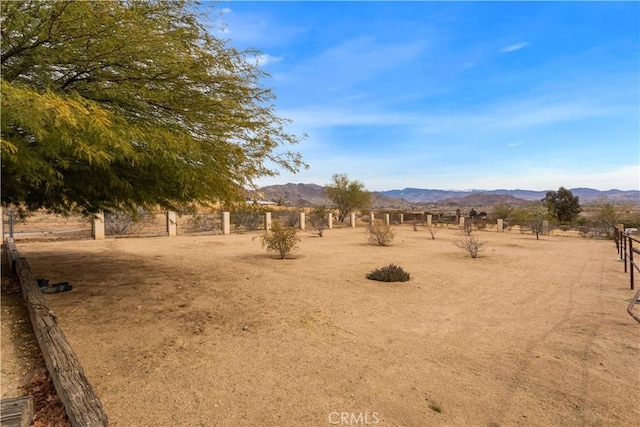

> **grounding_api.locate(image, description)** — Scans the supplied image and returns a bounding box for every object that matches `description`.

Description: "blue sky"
[211,1,639,191]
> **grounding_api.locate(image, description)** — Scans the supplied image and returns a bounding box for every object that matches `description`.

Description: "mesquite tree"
[1,1,306,215]
[325,174,371,223]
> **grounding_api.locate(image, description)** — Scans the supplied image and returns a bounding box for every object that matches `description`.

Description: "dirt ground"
[6,226,640,426]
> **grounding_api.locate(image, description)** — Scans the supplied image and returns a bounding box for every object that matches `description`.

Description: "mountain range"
[256,184,640,208]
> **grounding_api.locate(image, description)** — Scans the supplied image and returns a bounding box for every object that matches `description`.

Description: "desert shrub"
[260,221,300,259]
[462,218,473,236]
[309,206,328,237]
[454,234,487,258]
[231,205,265,230]
[283,210,300,227]
[366,263,410,282]
[186,212,219,233]
[427,225,438,240]
[367,221,394,246]
[408,220,419,231]
[105,207,153,235]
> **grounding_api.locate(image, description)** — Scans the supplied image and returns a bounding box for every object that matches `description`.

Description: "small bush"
[309,206,329,237]
[261,221,301,259]
[366,264,410,282]
[105,207,153,235]
[367,221,394,246]
[283,210,300,227]
[454,234,487,258]
[186,212,219,233]
[427,225,438,240]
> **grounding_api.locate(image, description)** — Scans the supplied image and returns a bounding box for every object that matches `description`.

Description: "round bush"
[366,263,410,282]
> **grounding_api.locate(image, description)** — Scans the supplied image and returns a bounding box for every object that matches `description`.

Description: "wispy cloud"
[508,141,524,147]
[255,54,283,67]
[499,42,530,53]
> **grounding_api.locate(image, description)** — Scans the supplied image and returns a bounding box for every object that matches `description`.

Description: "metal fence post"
[624,234,628,273]
[629,237,634,290]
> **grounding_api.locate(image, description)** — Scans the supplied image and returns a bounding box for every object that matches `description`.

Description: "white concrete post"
[426,214,432,227]
[222,212,231,235]
[166,211,177,236]
[265,212,272,231]
[399,214,404,224]
[370,213,375,224]
[350,213,356,228]
[92,212,105,240]
[299,212,305,230]
[384,213,390,226]
[459,216,465,227]
[542,220,549,235]
[497,218,504,232]
[327,213,333,229]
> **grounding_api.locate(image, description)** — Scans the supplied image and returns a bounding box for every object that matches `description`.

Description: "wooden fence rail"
[614,227,640,324]
[5,238,108,427]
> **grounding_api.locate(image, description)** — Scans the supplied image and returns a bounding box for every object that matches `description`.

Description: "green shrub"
[366,264,410,282]
[260,221,300,259]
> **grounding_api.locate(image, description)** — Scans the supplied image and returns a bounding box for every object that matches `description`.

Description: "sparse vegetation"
[427,224,439,240]
[591,197,627,238]
[186,212,219,233]
[366,263,410,282]
[231,204,265,231]
[283,210,300,227]
[492,203,514,221]
[367,221,395,246]
[105,208,153,235]
[454,234,487,258]
[309,206,329,236]
[510,206,546,240]
[260,221,300,259]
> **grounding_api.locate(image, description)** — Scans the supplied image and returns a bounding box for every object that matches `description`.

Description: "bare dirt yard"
[9,226,640,426]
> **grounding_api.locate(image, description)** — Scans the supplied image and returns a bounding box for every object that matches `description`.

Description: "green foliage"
[510,206,546,239]
[325,174,371,222]
[591,197,626,238]
[491,203,513,220]
[367,221,395,246]
[543,187,582,222]
[366,264,410,282]
[1,0,306,214]
[260,221,300,259]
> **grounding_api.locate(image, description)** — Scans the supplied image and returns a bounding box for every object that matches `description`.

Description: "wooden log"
[0,396,33,427]
[4,239,108,427]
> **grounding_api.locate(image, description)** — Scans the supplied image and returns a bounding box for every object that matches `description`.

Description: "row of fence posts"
[614,224,640,324]
[615,224,639,291]
[1,208,545,241]
[87,212,517,240]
